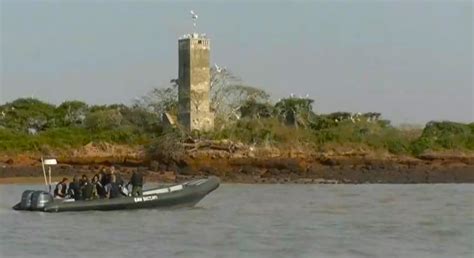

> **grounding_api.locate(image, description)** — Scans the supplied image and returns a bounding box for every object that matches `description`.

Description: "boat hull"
[13,176,220,212]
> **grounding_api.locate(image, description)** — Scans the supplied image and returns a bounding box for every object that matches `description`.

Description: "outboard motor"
[19,190,36,210]
[31,191,53,211]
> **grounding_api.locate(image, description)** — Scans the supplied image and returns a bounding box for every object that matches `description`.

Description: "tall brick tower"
[177,33,214,131]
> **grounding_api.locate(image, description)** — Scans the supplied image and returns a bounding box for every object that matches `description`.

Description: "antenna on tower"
[190,10,198,31]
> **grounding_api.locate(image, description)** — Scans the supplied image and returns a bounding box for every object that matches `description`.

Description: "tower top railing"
[179,33,208,40]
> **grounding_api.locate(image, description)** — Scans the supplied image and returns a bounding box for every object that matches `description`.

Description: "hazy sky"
[1,0,472,124]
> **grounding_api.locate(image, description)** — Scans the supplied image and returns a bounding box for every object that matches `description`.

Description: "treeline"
[0,67,472,156]
[204,102,473,156]
[0,98,161,151]
[0,97,472,156]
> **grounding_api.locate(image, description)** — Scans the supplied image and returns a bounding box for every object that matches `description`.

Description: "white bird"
[1,111,5,117]
[214,63,222,73]
[190,10,198,28]
[290,93,295,98]
[305,94,309,98]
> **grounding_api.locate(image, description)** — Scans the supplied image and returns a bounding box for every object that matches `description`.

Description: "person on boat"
[53,177,68,199]
[109,166,125,186]
[81,177,94,200]
[91,174,104,199]
[105,174,121,199]
[80,174,88,186]
[104,166,117,184]
[68,175,82,200]
[127,169,144,197]
[99,168,108,186]
[108,166,127,196]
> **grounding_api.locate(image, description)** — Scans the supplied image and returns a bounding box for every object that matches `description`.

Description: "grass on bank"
[0,127,152,153]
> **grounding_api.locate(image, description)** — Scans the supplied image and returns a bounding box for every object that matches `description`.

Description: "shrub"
[0,98,56,132]
[55,100,88,127]
[85,109,123,131]
[408,121,473,155]
[147,128,185,160]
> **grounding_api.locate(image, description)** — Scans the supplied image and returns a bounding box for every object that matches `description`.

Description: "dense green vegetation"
[1,69,472,156]
[0,98,160,152]
[1,96,472,156]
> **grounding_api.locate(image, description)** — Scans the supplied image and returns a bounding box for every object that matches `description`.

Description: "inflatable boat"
[13,176,220,212]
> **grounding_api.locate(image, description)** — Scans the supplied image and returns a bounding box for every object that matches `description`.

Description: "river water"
[0,183,472,258]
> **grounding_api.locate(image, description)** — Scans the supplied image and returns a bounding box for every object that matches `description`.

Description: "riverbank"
[1,146,473,184]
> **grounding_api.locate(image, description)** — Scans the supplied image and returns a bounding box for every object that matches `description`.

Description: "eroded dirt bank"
[1,144,473,184]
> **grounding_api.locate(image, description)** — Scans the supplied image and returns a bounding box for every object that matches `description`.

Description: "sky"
[1,0,472,125]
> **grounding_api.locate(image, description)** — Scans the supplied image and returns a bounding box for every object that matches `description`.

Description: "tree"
[137,66,269,126]
[274,97,315,127]
[55,100,88,126]
[0,98,56,132]
[326,112,352,122]
[239,99,273,119]
[120,106,161,134]
[362,112,381,122]
[134,84,178,117]
[84,109,123,131]
[310,115,338,130]
[210,65,241,114]
[210,65,269,122]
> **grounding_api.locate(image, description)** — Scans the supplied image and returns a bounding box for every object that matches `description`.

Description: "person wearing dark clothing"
[80,174,88,186]
[54,178,68,199]
[81,178,94,200]
[96,173,107,198]
[106,166,126,196]
[99,169,108,186]
[105,175,121,199]
[127,170,144,197]
[116,174,124,187]
[68,175,82,201]
[103,166,118,185]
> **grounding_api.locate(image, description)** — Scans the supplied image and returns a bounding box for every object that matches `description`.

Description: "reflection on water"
[0,183,472,258]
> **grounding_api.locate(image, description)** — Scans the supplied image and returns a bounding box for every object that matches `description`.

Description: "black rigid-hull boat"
[13,176,220,212]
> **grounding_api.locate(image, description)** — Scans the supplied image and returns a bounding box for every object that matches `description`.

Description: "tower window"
[198,40,202,44]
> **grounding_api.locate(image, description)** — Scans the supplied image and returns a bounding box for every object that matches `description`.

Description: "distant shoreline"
[2,142,474,184]
[1,155,473,184]
[2,99,473,185]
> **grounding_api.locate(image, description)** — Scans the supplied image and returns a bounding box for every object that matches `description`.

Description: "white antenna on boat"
[41,157,57,193]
